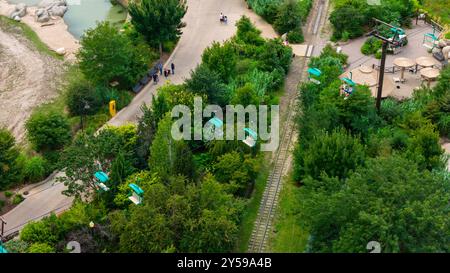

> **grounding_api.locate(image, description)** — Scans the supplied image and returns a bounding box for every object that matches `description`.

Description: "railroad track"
[247,0,330,253]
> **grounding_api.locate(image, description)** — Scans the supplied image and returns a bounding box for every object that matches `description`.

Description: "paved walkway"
[1,0,278,237]
[108,0,277,125]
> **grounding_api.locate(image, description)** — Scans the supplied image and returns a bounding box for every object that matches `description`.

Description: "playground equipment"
[94,171,110,191]
[242,128,257,148]
[307,68,322,84]
[204,117,224,140]
[128,183,144,205]
[109,100,116,117]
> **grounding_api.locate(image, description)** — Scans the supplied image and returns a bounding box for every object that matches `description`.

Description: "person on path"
[164,69,169,78]
[158,62,163,75]
[171,63,175,74]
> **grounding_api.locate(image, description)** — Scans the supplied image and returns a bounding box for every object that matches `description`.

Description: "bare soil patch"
[0,19,64,143]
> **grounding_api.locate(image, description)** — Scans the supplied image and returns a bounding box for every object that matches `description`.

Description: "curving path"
[108,0,277,125]
[1,0,277,237]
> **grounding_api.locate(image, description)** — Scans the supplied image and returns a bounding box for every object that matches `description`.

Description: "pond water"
[7,0,127,39]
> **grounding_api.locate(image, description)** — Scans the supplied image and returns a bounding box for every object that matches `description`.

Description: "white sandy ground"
[0,0,79,143]
[0,0,80,59]
[0,21,64,143]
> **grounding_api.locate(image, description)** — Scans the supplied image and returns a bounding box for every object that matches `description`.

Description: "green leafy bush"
[66,79,102,116]
[273,0,303,35]
[287,29,304,43]
[4,191,13,198]
[26,111,71,152]
[28,243,55,253]
[23,156,47,183]
[0,129,24,190]
[12,194,24,205]
[361,37,382,55]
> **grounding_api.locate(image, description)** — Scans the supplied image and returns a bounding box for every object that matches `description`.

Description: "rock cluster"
[35,0,68,23]
[9,3,27,22]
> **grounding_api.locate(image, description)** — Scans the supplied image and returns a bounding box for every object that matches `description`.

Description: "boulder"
[38,0,67,9]
[35,8,46,17]
[55,47,66,55]
[9,3,27,19]
[49,5,67,17]
[36,13,50,23]
[16,3,27,17]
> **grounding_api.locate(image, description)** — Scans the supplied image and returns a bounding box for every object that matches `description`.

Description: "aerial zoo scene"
[0,0,449,264]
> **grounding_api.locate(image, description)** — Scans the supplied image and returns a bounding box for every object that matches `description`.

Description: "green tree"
[329,5,366,39]
[20,214,62,245]
[202,41,237,83]
[186,64,229,105]
[23,156,47,183]
[129,0,187,56]
[58,126,137,199]
[300,155,450,252]
[273,0,303,35]
[294,128,366,183]
[65,78,102,116]
[26,111,71,152]
[149,114,195,181]
[213,151,260,196]
[77,21,150,88]
[135,104,158,169]
[0,128,23,189]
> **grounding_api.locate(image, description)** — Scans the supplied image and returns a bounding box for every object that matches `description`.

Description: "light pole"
[80,101,90,132]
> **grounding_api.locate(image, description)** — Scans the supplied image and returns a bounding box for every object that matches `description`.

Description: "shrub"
[375,49,382,59]
[287,29,304,43]
[28,243,55,253]
[3,240,29,253]
[12,194,24,205]
[273,0,303,35]
[438,114,450,137]
[341,31,350,42]
[23,156,47,183]
[296,128,366,182]
[361,37,382,55]
[0,129,24,189]
[20,214,62,244]
[4,191,13,198]
[66,79,102,116]
[330,5,366,39]
[26,111,71,152]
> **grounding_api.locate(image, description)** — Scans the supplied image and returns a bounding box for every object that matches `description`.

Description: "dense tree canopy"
[77,21,150,88]
[129,0,187,55]
[0,128,23,189]
[300,156,450,253]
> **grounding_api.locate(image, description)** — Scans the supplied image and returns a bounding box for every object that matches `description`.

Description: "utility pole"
[367,18,400,112]
[376,41,388,111]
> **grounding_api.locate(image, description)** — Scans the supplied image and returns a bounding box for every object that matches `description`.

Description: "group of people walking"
[153,62,175,84]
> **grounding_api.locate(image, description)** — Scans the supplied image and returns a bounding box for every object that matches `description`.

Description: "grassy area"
[269,174,308,252]
[0,15,63,59]
[421,0,450,26]
[234,156,270,252]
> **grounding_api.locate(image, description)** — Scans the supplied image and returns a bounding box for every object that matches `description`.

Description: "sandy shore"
[0,0,79,59]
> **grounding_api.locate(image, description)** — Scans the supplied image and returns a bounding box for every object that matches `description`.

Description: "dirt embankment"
[0,19,64,143]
